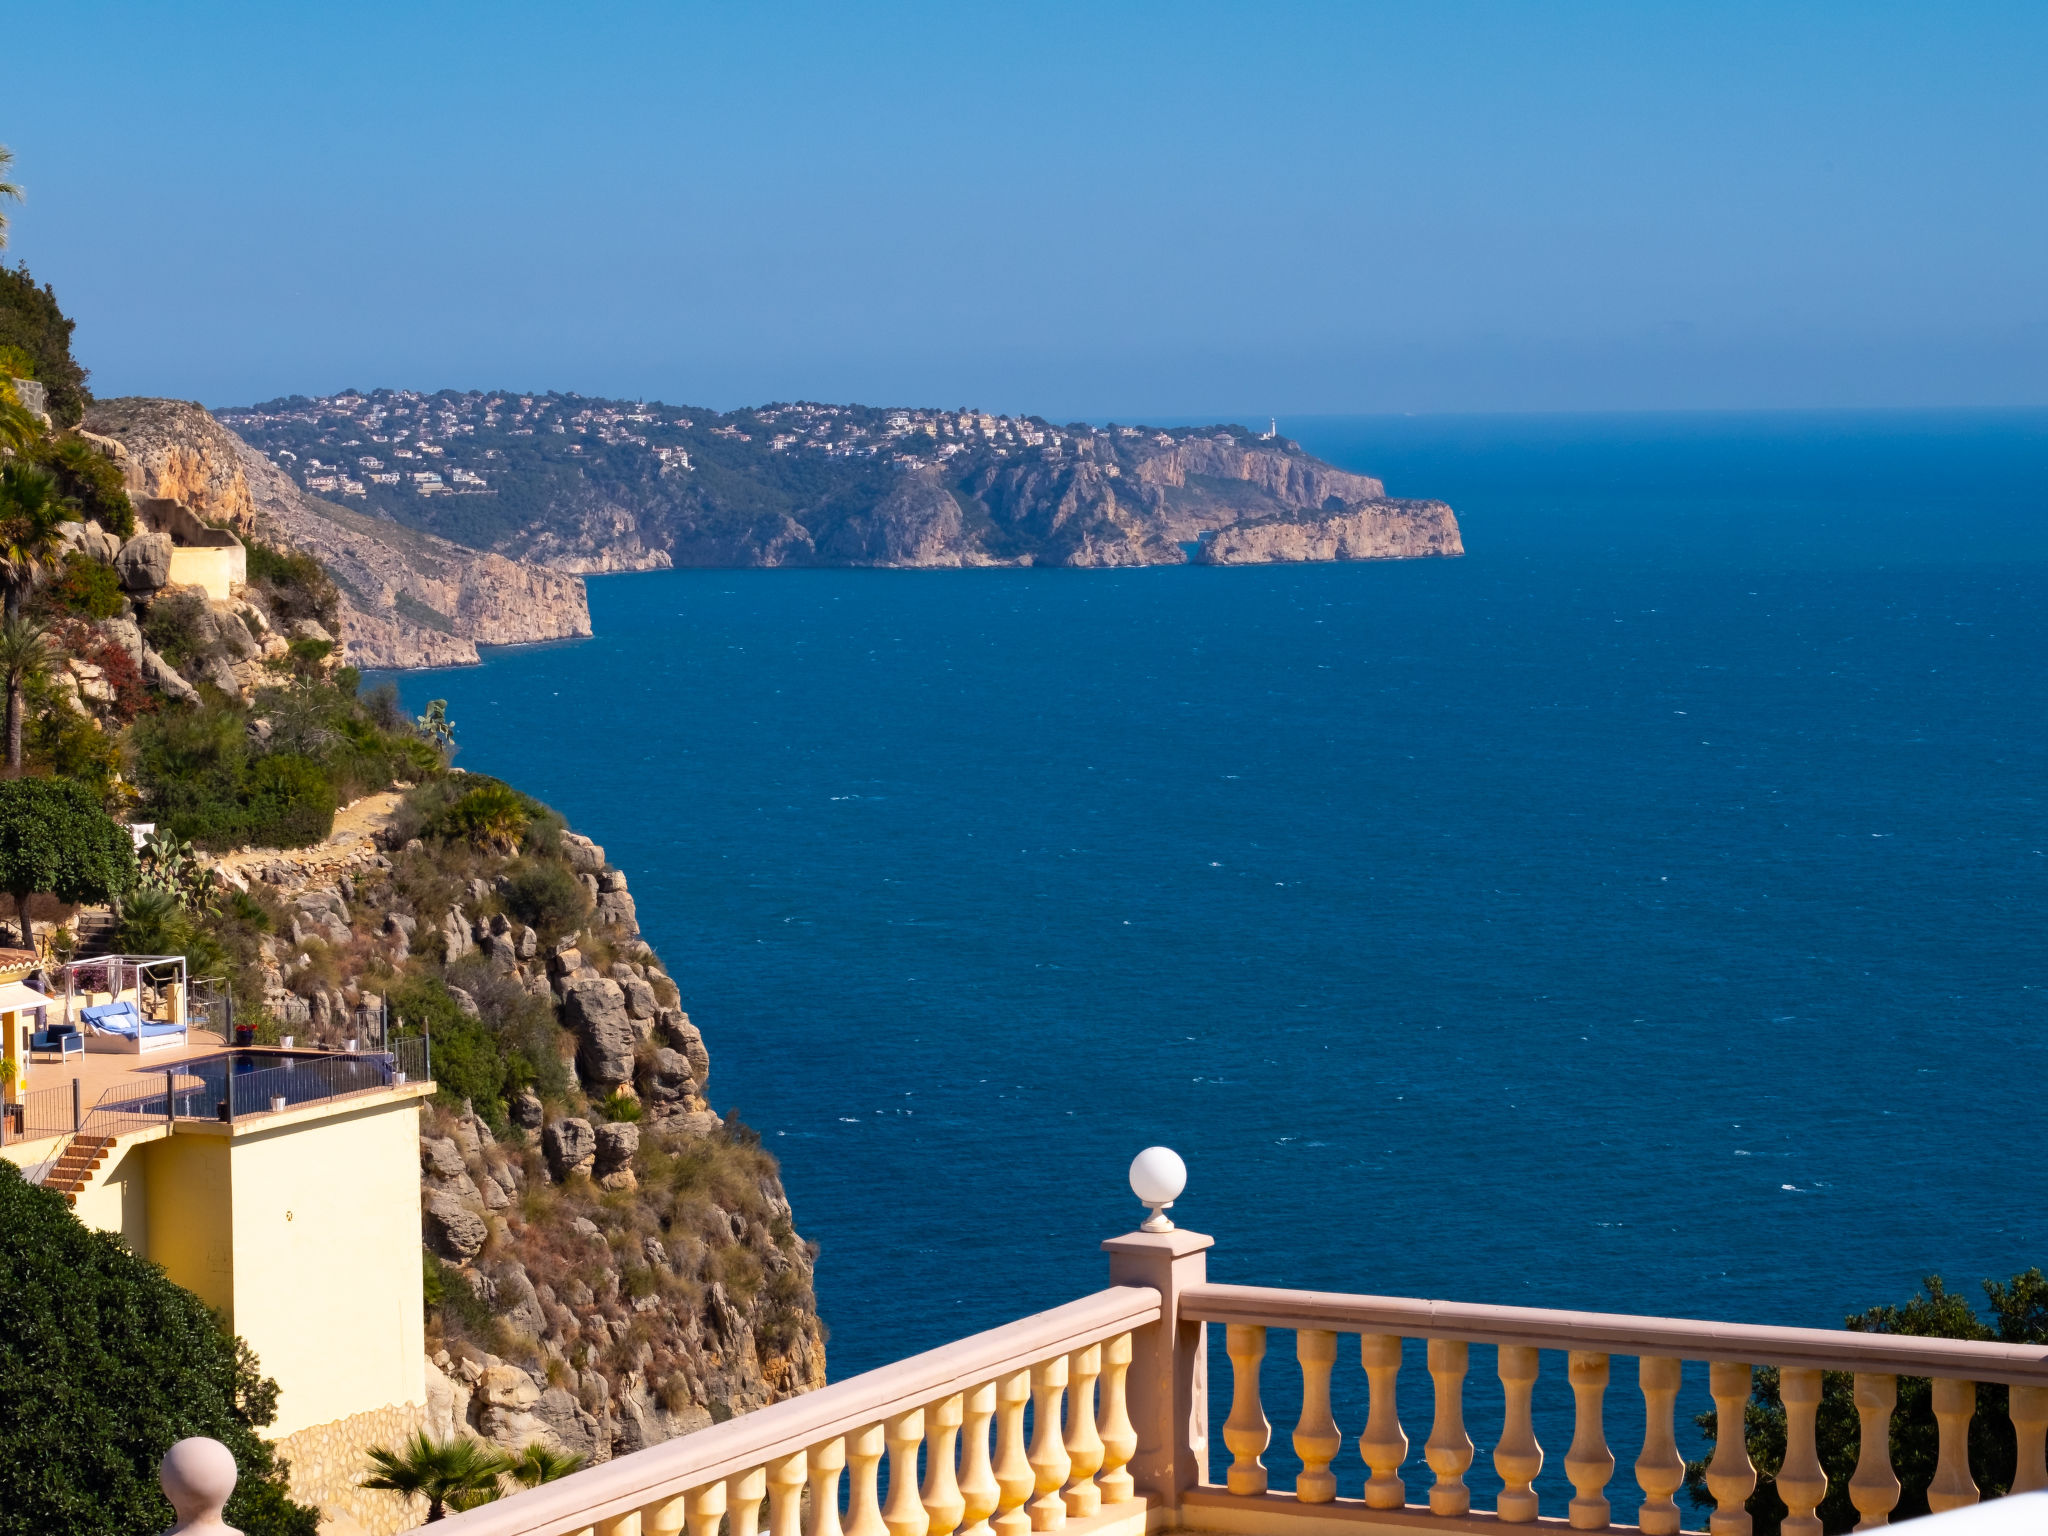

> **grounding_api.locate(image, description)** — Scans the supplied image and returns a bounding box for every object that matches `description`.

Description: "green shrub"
[599,1090,642,1123]
[45,550,124,618]
[283,636,333,677]
[141,587,210,671]
[502,857,588,941]
[0,265,90,427]
[422,1250,494,1336]
[114,886,188,955]
[443,957,570,1109]
[240,754,336,847]
[361,682,407,733]
[29,437,135,536]
[0,1161,319,1535]
[26,677,126,801]
[428,781,530,853]
[0,775,138,947]
[391,975,507,1121]
[244,539,337,628]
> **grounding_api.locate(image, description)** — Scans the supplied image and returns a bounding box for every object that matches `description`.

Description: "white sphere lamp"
[161,1436,241,1535]
[1129,1146,1187,1232]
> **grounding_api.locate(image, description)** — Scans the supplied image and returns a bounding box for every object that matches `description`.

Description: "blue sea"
[378,411,2047,1515]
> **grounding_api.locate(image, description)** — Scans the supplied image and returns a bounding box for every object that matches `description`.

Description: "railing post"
[1292,1329,1341,1503]
[1221,1324,1269,1495]
[1928,1379,1978,1512]
[71,1076,80,1132]
[2012,1385,2048,1496]
[165,1068,175,1127]
[1778,1368,1827,1536]
[1635,1356,1684,1536]
[1425,1338,1473,1517]
[1102,1227,1212,1516]
[1707,1362,1757,1536]
[1358,1334,1408,1510]
[1849,1373,1900,1529]
[1495,1345,1543,1523]
[1563,1351,1613,1530]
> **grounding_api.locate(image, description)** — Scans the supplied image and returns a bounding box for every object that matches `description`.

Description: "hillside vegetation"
[0,246,825,1495]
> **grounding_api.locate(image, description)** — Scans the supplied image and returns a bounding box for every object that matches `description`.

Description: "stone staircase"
[42,1135,115,1206]
[70,908,119,959]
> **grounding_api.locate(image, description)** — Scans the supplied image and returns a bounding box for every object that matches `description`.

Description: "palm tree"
[112,886,186,957]
[0,464,69,618]
[0,383,38,455]
[0,145,19,250]
[501,1442,584,1488]
[362,1432,506,1523]
[0,617,48,776]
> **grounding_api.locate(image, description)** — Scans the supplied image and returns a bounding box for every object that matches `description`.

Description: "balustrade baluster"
[1425,1338,1473,1517]
[847,1424,889,1536]
[1062,1343,1104,1516]
[1563,1351,1613,1530]
[884,1408,929,1536]
[924,1393,967,1536]
[769,1453,808,1536]
[1222,1323,1270,1495]
[2011,1385,2048,1496]
[1097,1334,1137,1505]
[1027,1354,1072,1530]
[686,1480,730,1536]
[1358,1334,1408,1510]
[1706,1362,1757,1536]
[959,1383,1001,1536]
[597,1513,639,1536]
[1494,1345,1542,1524]
[1777,1369,1826,1536]
[731,1466,770,1536]
[1928,1379,1978,1513]
[1293,1329,1341,1503]
[1634,1356,1684,1536]
[808,1436,849,1536]
[1848,1374,1899,1530]
[991,1370,1034,1536]
[642,1492,688,1536]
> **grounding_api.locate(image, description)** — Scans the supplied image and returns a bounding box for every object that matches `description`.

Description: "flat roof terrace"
[4,1035,428,1158]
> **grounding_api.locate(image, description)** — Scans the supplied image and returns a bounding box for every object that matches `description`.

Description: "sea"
[374,410,2047,1514]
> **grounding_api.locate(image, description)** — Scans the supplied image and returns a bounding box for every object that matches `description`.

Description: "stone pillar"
[1102,1228,1212,1514]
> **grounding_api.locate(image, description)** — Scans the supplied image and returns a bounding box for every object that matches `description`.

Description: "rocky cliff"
[213,796,826,1469]
[219,392,1465,577]
[83,398,593,669]
[1194,498,1464,564]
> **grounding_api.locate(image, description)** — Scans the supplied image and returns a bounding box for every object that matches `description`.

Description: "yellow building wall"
[71,1134,158,1255]
[143,1128,236,1317]
[49,1087,428,1441]
[166,545,246,603]
[217,1098,426,1437]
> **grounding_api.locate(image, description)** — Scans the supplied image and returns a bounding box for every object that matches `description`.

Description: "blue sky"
[7,3,2046,416]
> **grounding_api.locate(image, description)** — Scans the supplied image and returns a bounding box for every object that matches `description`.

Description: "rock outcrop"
[1195,498,1466,565]
[82,397,593,670]
[228,792,825,1465]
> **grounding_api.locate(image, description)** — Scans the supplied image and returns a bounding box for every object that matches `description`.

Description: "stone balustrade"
[430,1286,1162,1536]
[1183,1283,2048,1533]
[264,1162,2047,1536]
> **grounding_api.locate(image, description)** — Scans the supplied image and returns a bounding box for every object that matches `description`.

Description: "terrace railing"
[16,1080,80,1141]
[1183,1284,2048,1533]
[430,1285,1166,1536]
[420,1160,2048,1536]
[63,1037,431,1139]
